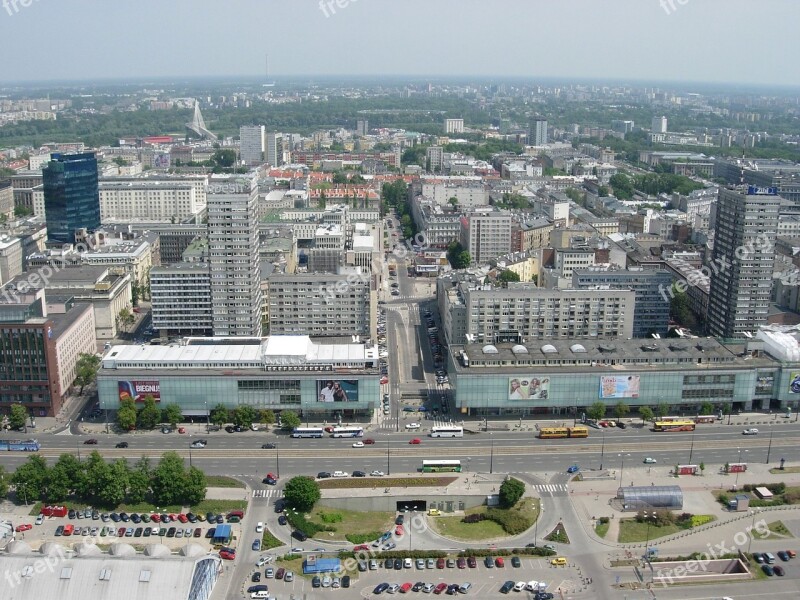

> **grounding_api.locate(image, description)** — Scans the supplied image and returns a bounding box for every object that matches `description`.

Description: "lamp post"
[205,400,209,433]
[489,433,494,474]
[408,506,418,550]
[766,426,774,464]
[276,445,280,479]
[599,430,605,470]
[77,442,81,462]
[688,429,696,464]
[618,453,630,489]
[189,448,192,469]
[387,438,391,476]
[747,509,761,554]
[643,510,656,558]
[534,500,540,546]
[735,448,748,489]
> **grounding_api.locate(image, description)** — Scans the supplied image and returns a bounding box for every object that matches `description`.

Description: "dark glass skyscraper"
[43,152,101,244]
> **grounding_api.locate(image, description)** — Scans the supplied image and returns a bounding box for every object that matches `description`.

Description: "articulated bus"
[291,427,324,439]
[331,427,364,438]
[653,420,696,432]
[538,426,589,439]
[0,439,40,451]
[429,426,464,438]
[421,460,462,473]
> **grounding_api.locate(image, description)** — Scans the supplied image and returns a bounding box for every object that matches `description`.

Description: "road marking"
[252,489,282,499]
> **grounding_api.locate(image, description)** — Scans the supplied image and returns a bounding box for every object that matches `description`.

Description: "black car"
[143,528,151,537]
[225,426,235,433]
[277,515,288,527]
[261,443,276,449]
[385,558,394,569]
[616,421,627,429]
[205,528,215,538]
[252,572,261,582]
[274,499,285,513]
[373,583,390,594]
[753,552,765,564]
[534,593,554,600]
[247,585,268,594]
[263,477,277,485]
[358,561,367,572]
[206,512,216,522]
[55,525,64,536]
[115,442,129,448]
[317,471,332,478]
[342,575,350,588]
[166,527,176,537]
[412,582,425,592]
[131,513,141,523]
[395,515,405,525]
[120,512,130,522]
[762,564,774,576]
[312,576,321,588]
[500,580,515,594]
[110,512,120,522]
[187,513,197,523]
[394,558,402,570]
[292,530,308,541]
[215,514,224,524]
[133,527,143,537]
[68,509,76,519]
[234,425,245,432]
[353,470,366,477]
[447,584,460,595]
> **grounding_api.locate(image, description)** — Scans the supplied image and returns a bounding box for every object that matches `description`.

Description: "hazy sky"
[1,0,798,86]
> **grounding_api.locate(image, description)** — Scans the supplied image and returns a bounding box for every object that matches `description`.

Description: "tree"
[614,402,630,423]
[151,451,187,506]
[656,402,670,419]
[447,241,471,270]
[8,404,27,430]
[210,403,230,428]
[137,395,160,429]
[699,462,705,476]
[117,399,138,431]
[117,307,135,333]
[233,405,258,429]
[0,465,8,500]
[74,353,101,394]
[82,451,110,503]
[699,401,714,416]
[14,205,33,218]
[260,409,276,425]
[47,454,83,502]
[669,286,698,331]
[280,410,301,431]
[498,477,525,508]
[127,457,152,504]
[639,406,654,424]
[211,149,236,169]
[162,404,183,428]
[283,476,321,511]
[497,270,521,286]
[609,173,634,199]
[184,466,207,506]
[722,402,733,425]
[97,458,129,507]
[598,185,610,197]
[587,402,606,422]
[447,197,459,209]
[11,455,48,503]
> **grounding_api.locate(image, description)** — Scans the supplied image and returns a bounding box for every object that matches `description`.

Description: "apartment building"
[0,235,23,286]
[444,118,464,134]
[511,218,553,253]
[240,125,265,165]
[150,262,213,337]
[460,208,513,264]
[99,179,206,222]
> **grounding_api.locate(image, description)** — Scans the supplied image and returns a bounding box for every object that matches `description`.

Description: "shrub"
[345,532,383,544]
[598,517,610,525]
[485,508,532,535]
[318,512,343,524]
[462,513,486,523]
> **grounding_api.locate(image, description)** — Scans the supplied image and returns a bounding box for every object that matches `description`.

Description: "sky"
[1,0,798,86]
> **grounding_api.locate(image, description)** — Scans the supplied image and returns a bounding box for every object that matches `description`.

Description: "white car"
[255,521,264,533]
[525,581,540,592]
[35,515,44,525]
[643,457,657,464]
[514,582,526,592]
[352,441,365,448]
[370,470,385,476]
[332,471,349,477]
[405,422,421,430]
[743,428,759,435]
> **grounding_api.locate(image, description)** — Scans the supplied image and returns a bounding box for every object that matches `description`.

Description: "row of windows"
[683,375,737,384]
[237,380,301,390]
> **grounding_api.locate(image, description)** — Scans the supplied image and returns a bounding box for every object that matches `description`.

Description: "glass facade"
[0,325,54,406]
[43,152,101,244]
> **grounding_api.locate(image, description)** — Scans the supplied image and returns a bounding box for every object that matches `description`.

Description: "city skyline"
[0,0,798,87]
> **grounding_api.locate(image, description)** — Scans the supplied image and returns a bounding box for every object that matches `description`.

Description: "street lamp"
[489,433,494,474]
[386,438,391,476]
[275,445,280,479]
[688,428,696,464]
[735,448,748,489]
[205,400,209,433]
[747,508,761,554]
[599,430,605,470]
[189,448,192,469]
[766,426,774,464]
[643,511,657,558]
[618,453,630,488]
[77,442,81,462]
[408,506,418,550]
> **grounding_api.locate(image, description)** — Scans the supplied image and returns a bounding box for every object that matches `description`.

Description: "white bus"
[291,427,324,439]
[429,425,464,438]
[422,459,462,473]
[331,426,364,438]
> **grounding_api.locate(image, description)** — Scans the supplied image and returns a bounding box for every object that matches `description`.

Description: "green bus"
[422,460,462,473]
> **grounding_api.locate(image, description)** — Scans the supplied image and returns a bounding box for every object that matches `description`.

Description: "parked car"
[115,442,129,448]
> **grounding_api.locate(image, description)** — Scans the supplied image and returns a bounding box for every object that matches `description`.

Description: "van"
[250,592,270,600]
[459,583,472,594]
[765,552,776,564]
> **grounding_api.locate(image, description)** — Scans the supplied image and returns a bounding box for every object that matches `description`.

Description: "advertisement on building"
[508,377,550,400]
[599,375,640,399]
[789,372,800,394]
[118,380,160,403]
[756,374,775,394]
[317,379,359,403]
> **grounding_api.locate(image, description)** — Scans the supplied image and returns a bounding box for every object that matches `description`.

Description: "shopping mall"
[97,335,380,420]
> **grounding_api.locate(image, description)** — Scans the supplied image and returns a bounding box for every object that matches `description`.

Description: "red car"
[380,376,389,384]
[117,527,126,537]
[409,438,421,444]
[178,427,186,434]
[363,438,375,445]
[324,426,334,433]
[150,514,161,523]
[436,558,445,569]
[395,525,404,536]
[15,524,32,532]
[219,549,236,560]
[177,514,188,523]
[433,583,448,594]
[169,514,178,522]
[495,556,504,568]
[353,544,370,552]
[400,583,413,593]
[266,472,278,481]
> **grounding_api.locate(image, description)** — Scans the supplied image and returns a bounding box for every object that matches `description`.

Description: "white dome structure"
[6,540,32,554]
[179,543,206,558]
[38,542,65,557]
[75,542,101,557]
[109,543,136,557]
[143,544,171,558]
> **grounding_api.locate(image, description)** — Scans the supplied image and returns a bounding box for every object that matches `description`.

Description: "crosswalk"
[532,483,568,495]
[253,489,283,499]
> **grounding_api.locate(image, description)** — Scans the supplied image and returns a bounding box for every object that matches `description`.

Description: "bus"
[653,420,696,432]
[693,415,717,424]
[0,439,40,451]
[429,426,464,438]
[290,427,324,439]
[538,426,589,439]
[422,460,462,473]
[331,426,364,438]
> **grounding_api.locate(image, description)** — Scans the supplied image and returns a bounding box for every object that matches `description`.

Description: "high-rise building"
[651,116,668,133]
[207,176,263,337]
[460,208,512,264]
[239,125,265,165]
[444,118,464,134]
[150,262,213,337]
[426,146,444,172]
[43,152,101,244]
[530,118,548,146]
[356,120,369,136]
[266,132,283,167]
[707,186,779,338]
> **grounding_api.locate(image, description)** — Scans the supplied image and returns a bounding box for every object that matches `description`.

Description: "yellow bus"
[538,426,589,439]
[653,420,696,432]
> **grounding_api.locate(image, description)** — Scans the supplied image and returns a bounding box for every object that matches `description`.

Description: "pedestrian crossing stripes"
[533,484,568,494]
[253,489,283,499]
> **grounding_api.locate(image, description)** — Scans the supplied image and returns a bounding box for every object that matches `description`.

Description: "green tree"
[280,410,301,431]
[498,477,525,508]
[233,405,258,428]
[598,185,610,197]
[98,458,129,507]
[0,465,8,500]
[82,451,110,503]
[447,197,459,209]
[210,403,230,428]
[283,476,321,511]
[8,404,27,430]
[614,402,630,423]
[587,402,606,422]
[447,241,471,269]
[669,286,698,331]
[117,307,135,333]
[162,404,183,428]
[211,149,236,169]
[699,462,705,476]
[137,395,161,429]
[260,409,276,425]
[74,353,101,394]
[656,402,670,419]
[639,406,654,424]
[332,171,348,185]
[497,270,521,286]
[47,454,83,502]
[699,401,714,416]
[117,398,138,431]
[14,205,33,218]
[127,457,152,504]
[609,173,634,199]
[12,455,48,503]
[151,451,187,506]
[184,466,207,506]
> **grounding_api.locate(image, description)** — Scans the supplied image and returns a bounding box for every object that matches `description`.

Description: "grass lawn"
[261,528,283,550]
[205,475,245,488]
[191,500,248,514]
[307,506,395,542]
[753,520,793,539]
[317,476,458,489]
[428,498,539,542]
[618,520,683,543]
[595,521,610,538]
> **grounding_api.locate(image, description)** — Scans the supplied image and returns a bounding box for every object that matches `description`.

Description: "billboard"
[599,375,640,399]
[118,380,160,403]
[508,377,550,400]
[789,372,800,394]
[152,152,171,168]
[317,379,359,403]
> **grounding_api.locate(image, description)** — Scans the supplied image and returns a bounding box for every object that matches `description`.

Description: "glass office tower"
[43,152,101,244]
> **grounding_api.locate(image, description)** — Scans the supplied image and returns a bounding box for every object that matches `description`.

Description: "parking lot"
[244,553,584,599]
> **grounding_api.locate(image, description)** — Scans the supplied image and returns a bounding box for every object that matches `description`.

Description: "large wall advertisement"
[599,375,640,399]
[508,377,550,400]
[118,380,160,403]
[317,379,359,403]
[789,373,800,394]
